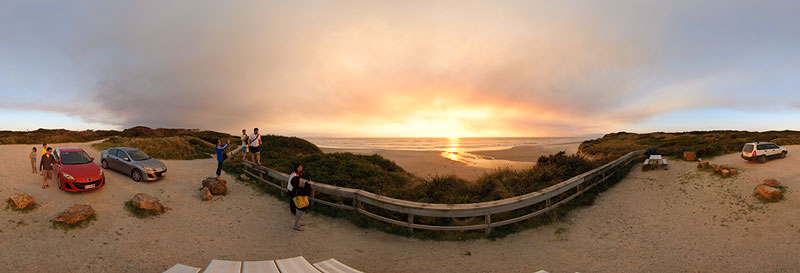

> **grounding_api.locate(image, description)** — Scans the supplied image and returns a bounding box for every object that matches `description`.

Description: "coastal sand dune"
[321,142,581,181]
[2,142,800,272]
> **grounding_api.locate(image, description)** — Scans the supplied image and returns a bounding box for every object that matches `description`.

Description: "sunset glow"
[2,1,800,136]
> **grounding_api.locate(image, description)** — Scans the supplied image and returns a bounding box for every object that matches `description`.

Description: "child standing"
[29,147,37,173]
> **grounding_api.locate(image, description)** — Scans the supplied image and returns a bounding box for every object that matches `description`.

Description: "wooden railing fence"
[242,150,644,234]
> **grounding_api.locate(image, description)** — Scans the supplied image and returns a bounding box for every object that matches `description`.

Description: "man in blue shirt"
[215,139,230,179]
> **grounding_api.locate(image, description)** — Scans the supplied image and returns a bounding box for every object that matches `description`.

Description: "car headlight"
[63,173,76,181]
[99,169,104,176]
[143,166,155,171]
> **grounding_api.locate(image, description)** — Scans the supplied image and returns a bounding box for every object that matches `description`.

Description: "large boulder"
[729,169,738,176]
[763,179,779,187]
[202,177,228,195]
[8,193,35,209]
[756,185,783,202]
[130,193,165,213]
[53,204,95,225]
[697,161,710,169]
[683,151,697,161]
[721,169,731,177]
[201,187,213,201]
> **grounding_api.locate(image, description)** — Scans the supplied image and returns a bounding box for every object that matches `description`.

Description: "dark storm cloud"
[1,0,799,136]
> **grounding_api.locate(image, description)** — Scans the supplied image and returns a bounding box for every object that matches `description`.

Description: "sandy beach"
[2,142,800,272]
[321,142,582,181]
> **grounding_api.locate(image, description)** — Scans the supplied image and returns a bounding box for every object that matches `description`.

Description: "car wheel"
[758,155,767,164]
[781,151,787,159]
[131,169,142,182]
[101,159,108,169]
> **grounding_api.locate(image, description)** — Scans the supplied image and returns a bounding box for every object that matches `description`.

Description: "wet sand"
[322,142,581,181]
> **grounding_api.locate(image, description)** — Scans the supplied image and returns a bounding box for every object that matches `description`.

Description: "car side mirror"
[124,158,130,161]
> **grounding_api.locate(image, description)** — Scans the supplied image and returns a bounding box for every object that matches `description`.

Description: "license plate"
[85,184,95,189]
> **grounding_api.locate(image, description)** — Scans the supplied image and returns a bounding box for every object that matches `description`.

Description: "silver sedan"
[100,147,167,182]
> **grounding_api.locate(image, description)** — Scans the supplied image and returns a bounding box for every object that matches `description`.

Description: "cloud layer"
[1,0,799,136]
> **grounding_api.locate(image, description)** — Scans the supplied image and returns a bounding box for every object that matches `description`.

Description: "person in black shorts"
[248,128,262,165]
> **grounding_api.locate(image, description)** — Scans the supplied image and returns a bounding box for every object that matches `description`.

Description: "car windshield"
[128,150,151,161]
[743,144,754,153]
[60,151,93,165]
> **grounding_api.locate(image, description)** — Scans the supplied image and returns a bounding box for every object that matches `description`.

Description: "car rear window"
[743,144,754,153]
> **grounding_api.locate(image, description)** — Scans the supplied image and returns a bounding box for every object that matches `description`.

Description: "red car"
[54,147,105,192]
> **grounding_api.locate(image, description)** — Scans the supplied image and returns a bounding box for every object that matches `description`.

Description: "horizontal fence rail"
[242,150,645,234]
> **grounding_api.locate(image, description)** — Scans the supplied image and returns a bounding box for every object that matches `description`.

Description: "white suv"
[742,142,787,163]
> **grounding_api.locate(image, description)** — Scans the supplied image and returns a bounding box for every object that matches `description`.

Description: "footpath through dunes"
[2,142,800,272]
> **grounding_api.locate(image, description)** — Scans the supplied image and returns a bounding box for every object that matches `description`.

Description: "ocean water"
[305,137,589,151]
[306,137,591,169]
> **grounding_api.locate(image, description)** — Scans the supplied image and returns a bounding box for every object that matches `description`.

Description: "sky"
[1,0,799,137]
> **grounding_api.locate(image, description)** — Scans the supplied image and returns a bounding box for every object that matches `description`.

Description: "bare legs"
[293,210,305,231]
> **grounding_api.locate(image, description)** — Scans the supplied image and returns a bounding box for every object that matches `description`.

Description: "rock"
[729,169,737,176]
[683,151,697,161]
[697,161,710,169]
[201,187,213,201]
[130,193,165,213]
[53,204,95,225]
[8,193,35,209]
[202,177,217,188]
[763,179,779,187]
[240,174,250,181]
[202,177,228,195]
[721,169,730,177]
[756,185,783,201]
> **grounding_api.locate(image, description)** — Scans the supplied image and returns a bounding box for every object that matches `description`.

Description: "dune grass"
[580,130,800,159]
[222,134,628,240]
[0,129,119,145]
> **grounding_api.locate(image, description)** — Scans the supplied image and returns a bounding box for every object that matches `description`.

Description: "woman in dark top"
[290,176,311,231]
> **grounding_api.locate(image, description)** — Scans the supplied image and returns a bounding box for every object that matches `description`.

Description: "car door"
[53,149,61,177]
[770,144,781,156]
[117,150,133,174]
[107,149,120,171]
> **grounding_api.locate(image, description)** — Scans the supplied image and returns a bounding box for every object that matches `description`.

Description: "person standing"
[290,176,312,231]
[29,147,37,173]
[248,128,262,165]
[39,147,55,189]
[240,129,249,161]
[287,163,303,215]
[215,139,230,179]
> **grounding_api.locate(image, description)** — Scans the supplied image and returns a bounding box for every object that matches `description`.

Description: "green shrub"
[580,130,800,159]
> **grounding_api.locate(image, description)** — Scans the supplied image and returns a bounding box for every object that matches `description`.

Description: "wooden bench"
[243,261,280,273]
[163,264,201,273]
[644,155,668,165]
[202,260,243,273]
[276,256,321,273]
[313,259,363,273]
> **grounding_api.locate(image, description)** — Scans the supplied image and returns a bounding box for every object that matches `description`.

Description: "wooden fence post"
[353,196,360,213]
[408,214,414,234]
[485,214,492,235]
[280,179,286,197]
[310,189,316,205]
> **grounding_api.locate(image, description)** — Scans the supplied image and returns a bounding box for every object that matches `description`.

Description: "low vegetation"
[223,134,623,240]
[0,129,119,144]
[580,130,800,159]
[92,126,239,160]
